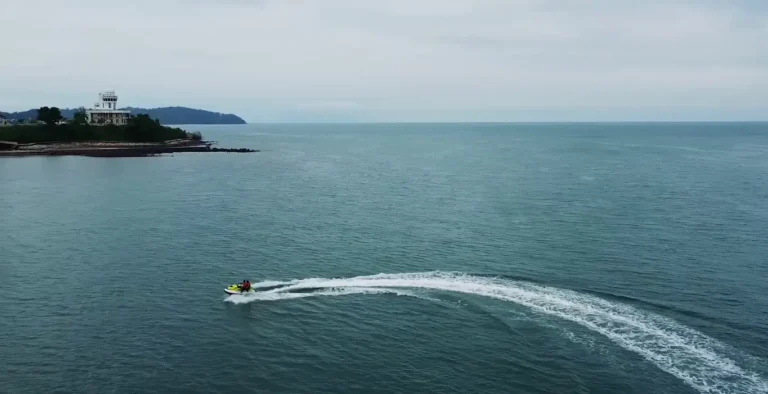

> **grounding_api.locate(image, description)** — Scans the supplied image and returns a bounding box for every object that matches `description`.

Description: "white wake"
[225,271,767,394]
[226,286,431,304]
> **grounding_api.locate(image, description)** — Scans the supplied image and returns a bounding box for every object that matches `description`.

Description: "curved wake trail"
[226,286,431,304]
[227,271,767,394]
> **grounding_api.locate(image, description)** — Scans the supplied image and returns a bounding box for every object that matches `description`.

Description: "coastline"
[0,140,258,158]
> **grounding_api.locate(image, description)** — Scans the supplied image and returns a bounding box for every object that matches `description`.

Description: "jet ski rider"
[240,279,252,293]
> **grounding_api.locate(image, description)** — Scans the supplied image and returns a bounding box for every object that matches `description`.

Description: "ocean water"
[1,123,767,394]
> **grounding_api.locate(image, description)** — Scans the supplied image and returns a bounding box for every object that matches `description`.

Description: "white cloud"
[0,0,766,121]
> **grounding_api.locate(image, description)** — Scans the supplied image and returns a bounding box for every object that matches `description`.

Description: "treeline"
[2,106,246,125]
[0,113,197,144]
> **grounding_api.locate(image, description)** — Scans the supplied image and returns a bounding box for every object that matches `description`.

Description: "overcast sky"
[0,0,766,122]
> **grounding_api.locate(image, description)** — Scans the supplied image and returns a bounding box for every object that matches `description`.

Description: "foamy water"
[228,272,768,394]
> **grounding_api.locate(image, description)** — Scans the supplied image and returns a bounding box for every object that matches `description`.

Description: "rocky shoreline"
[0,140,258,158]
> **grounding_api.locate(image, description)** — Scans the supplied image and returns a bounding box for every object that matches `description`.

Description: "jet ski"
[225,284,255,295]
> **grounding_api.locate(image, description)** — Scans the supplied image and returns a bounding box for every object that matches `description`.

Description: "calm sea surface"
[1,123,767,394]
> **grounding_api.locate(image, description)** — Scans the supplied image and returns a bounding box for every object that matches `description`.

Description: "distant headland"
[0,91,255,157]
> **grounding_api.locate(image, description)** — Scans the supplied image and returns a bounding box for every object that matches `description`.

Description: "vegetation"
[71,107,88,125]
[0,113,199,144]
[2,106,245,125]
[36,107,64,125]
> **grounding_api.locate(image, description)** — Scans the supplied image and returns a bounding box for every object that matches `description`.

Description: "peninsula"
[0,91,256,157]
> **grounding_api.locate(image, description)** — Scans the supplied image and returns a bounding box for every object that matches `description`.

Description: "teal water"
[1,123,767,394]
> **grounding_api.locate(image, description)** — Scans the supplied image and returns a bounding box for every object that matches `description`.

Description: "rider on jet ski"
[240,279,252,293]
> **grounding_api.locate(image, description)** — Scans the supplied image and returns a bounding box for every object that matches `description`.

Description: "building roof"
[87,109,131,114]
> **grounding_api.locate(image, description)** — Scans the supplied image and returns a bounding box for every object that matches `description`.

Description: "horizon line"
[232,120,768,125]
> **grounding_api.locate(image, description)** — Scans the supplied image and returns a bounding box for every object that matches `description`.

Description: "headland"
[0,91,256,158]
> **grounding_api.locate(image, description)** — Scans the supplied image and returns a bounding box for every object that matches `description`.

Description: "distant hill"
[1,109,39,121]
[1,106,246,125]
[124,107,246,125]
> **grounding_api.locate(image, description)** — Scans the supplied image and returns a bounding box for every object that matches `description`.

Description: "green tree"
[72,108,88,125]
[37,106,63,125]
[49,107,63,124]
[36,106,49,123]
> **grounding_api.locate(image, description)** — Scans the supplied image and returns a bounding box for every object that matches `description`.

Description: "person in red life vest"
[241,279,252,293]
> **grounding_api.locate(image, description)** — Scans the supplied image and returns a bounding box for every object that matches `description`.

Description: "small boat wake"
[225,271,768,394]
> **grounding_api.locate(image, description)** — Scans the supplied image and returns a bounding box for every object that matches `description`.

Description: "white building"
[0,114,10,127]
[86,91,131,125]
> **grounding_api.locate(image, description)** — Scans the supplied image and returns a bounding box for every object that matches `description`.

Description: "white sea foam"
[225,286,428,305]
[226,271,768,394]
[250,280,293,289]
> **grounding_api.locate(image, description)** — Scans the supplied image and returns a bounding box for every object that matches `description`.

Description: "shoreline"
[0,140,258,158]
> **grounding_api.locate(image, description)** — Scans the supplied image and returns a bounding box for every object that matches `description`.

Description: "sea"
[1,123,767,394]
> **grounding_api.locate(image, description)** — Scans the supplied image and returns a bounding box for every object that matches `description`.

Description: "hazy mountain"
[124,107,246,125]
[1,107,246,125]
[1,109,39,121]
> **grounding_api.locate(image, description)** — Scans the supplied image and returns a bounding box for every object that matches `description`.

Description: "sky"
[0,0,766,122]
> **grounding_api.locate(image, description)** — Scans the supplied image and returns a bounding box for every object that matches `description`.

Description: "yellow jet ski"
[225,283,255,295]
